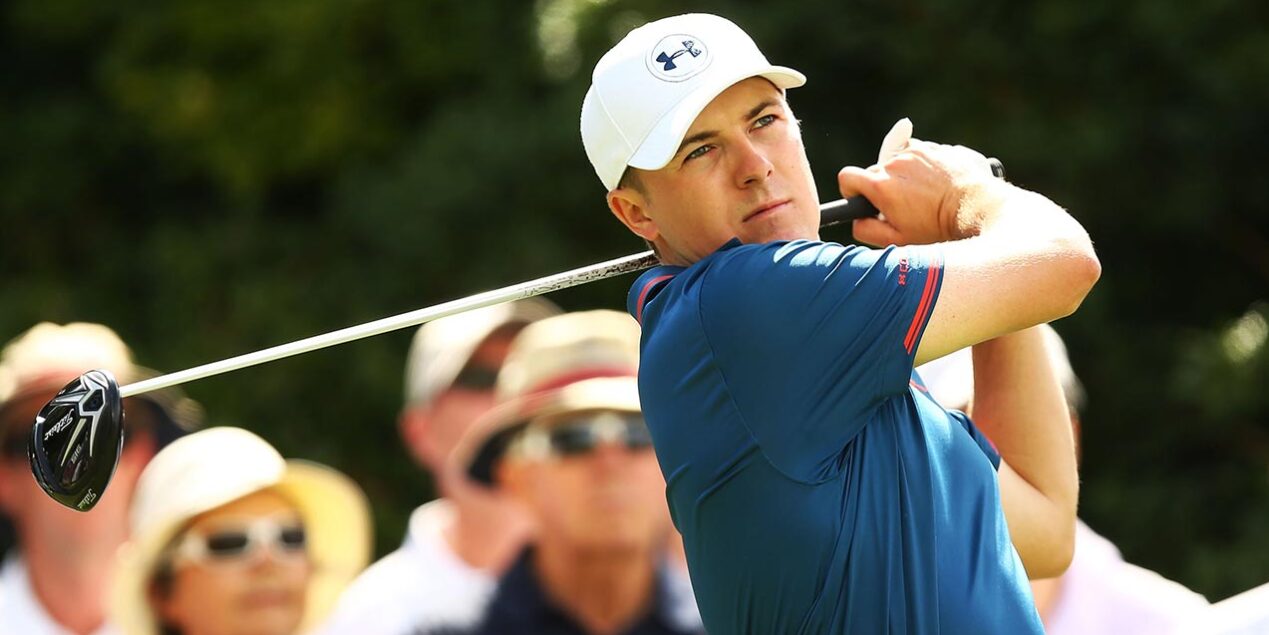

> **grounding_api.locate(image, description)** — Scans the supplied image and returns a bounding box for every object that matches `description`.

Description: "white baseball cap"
[581,13,806,190]
[0,322,202,442]
[403,298,561,408]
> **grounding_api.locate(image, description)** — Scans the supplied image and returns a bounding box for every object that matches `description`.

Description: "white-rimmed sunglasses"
[170,515,307,566]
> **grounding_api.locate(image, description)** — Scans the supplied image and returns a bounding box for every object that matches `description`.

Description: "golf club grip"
[819,157,1006,228]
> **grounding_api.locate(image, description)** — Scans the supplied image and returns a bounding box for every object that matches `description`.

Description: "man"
[439,309,703,635]
[321,300,560,633]
[582,13,1101,634]
[919,327,1211,634]
[0,322,200,635]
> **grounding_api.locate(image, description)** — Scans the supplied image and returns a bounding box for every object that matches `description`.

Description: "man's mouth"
[743,199,790,223]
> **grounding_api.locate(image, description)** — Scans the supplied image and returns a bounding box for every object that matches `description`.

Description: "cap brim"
[627,66,806,172]
[274,461,373,632]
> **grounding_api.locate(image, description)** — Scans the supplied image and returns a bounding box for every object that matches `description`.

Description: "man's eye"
[685,145,713,162]
[753,114,777,129]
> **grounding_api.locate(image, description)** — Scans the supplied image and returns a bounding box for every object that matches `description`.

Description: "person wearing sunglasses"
[321,299,561,634]
[111,427,371,635]
[428,310,704,635]
[0,322,202,635]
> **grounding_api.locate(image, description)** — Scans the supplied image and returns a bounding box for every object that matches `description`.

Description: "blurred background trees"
[2,0,1265,600]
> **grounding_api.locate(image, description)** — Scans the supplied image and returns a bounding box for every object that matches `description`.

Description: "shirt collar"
[626,239,745,324]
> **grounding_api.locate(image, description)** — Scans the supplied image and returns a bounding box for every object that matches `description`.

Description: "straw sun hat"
[112,427,371,635]
[453,309,643,485]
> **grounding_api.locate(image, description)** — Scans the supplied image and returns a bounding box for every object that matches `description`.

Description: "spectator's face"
[154,489,311,635]
[500,411,670,553]
[402,329,519,471]
[608,77,821,265]
[0,388,154,553]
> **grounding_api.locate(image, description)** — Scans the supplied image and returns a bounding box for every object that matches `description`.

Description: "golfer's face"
[635,77,820,264]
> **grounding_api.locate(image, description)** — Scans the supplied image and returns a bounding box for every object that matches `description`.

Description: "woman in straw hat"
[112,427,372,635]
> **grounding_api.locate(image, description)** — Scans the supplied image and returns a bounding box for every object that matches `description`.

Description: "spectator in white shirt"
[0,322,201,635]
[320,300,561,634]
[1203,580,1269,634]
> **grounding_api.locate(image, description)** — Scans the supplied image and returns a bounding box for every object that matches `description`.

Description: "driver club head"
[28,369,125,511]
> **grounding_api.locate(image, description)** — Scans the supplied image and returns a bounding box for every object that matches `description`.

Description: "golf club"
[28,158,1005,511]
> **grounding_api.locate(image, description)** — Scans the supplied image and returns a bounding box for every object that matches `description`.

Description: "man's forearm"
[969,326,1079,577]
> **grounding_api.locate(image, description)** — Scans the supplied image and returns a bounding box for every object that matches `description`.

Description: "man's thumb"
[878,117,913,163]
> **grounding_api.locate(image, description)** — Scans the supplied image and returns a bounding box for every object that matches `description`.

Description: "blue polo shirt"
[628,239,1042,634]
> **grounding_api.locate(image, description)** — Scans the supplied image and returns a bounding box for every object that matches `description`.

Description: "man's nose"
[733,137,774,188]
[588,440,634,472]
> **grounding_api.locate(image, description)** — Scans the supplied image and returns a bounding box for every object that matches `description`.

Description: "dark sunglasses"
[511,412,653,460]
[0,431,26,459]
[172,516,307,566]
[451,363,500,391]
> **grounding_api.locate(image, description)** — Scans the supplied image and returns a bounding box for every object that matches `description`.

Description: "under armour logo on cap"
[655,40,702,71]
[646,33,711,81]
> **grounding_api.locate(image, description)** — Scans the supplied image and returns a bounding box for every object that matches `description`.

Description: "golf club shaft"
[118,196,880,398]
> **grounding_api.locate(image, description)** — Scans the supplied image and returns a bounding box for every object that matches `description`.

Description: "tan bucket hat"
[111,427,372,635]
[452,309,643,485]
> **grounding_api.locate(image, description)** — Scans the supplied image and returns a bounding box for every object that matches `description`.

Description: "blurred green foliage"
[2,0,1266,600]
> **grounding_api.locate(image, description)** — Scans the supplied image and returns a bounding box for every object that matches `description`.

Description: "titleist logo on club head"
[77,489,97,509]
[646,33,711,82]
[44,411,74,441]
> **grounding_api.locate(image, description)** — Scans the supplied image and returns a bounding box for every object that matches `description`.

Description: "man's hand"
[838,120,1007,247]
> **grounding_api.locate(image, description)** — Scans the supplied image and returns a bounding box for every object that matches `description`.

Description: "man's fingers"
[851,217,903,248]
[837,165,883,199]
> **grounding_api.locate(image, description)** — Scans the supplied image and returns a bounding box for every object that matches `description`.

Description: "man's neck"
[532,540,658,635]
[440,473,534,572]
[20,536,118,635]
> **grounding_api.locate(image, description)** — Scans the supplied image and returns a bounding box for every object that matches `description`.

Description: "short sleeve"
[698,240,943,479]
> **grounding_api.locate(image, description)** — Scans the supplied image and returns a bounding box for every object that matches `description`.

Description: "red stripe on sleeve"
[635,275,675,324]
[904,261,941,354]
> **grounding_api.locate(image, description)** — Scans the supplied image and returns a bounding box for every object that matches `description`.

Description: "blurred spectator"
[321,300,560,633]
[0,322,201,635]
[111,426,371,635]
[434,309,703,635]
[1204,580,1269,634]
[917,325,1210,635]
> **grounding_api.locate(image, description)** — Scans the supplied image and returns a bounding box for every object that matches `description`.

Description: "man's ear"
[607,187,660,244]
[399,407,439,470]
[493,458,528,502]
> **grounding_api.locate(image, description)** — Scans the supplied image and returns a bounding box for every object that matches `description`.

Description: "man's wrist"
[951,180,1016,240]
